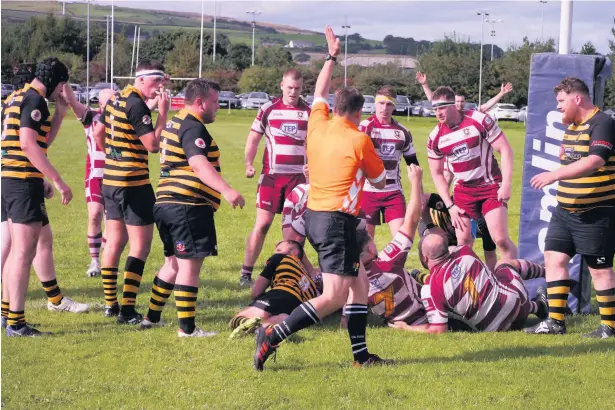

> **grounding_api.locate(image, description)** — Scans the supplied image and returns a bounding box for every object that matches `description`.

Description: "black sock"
[269,301,319,345]
[241,265,253,279]
[121,256,145,315]
[344,304,370,363]
[175,284,198,334]
[229,316,249,329]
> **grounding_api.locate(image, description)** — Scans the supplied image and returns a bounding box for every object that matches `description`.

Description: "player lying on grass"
[407,227,549,334]
[228,240,321,338]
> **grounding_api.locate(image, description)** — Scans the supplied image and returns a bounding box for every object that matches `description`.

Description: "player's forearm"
[421,83,433,102]
[47,110,66,147]
[498,142,514,188]
[314,60,335,100]
[66,93,89,120]
[21,136,62,183]
[190,156,234,195]
[402,175,424,234]
[553,155,606,181]
[152,114,168,149]
[479,92,505,113]
[244,133,262,166]
[433,173,453,207]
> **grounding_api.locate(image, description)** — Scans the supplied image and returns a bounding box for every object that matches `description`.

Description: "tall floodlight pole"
[540,1,547,43]
[86,0,90,106]
[342,20,351,87]
[136,27,141,71]
[477,10,489,107]
[63,0,66,15]
[213,0,217,62]
[485,18,502,61]
[558,0,572,54]
[199,0,204,77]
[111,0,115,85]
[130,25,137,78]
[246,11,261,66]
[105,15,109,83]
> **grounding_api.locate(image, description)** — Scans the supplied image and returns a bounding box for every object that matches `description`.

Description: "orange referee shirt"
[306,100,386,216]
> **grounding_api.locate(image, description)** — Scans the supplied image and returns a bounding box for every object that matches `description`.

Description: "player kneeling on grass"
[139,79,245,337]
[229,240,321,338]
[406,228,549,334]
[356,164,429,330]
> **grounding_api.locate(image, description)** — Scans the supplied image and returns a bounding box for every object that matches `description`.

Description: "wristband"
[446,203,455,210]
[324,54,337,62]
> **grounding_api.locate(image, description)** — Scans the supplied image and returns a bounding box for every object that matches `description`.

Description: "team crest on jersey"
[142,115,152,125]
[166,120,174,128]
[484,115,494,130]
[452,143,469,158]
[175,241,187,253]
[394,130,402,139]
[195,138,206,149]
[31,109,41,122]
[380,142,396,156]
[281,122,298,135]
[297,111,304,119]
[463,128,470,136]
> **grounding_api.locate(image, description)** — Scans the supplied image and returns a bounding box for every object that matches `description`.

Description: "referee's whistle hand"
[530,172,556,190]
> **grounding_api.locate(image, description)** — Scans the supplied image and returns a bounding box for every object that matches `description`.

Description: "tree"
[237,66,284,94]
[256,47,293,68]
[227,44,252,71]
[294,53,311,63]
[603,18,615,108]
[579,41,598,55]
[166,36,200,77]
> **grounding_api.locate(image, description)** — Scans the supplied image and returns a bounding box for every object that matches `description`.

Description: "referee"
[526,77,615,338]
[253,26,387,370]
[140,79,244,337]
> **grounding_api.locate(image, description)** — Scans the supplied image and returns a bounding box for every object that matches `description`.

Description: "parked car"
[395,95,411,115]
[1,84,15,100]
[218,91,240,109]
[70,83,88,103]
[488,103,520,121]
[604,107,615,120]
[241,92,270,109]
[463,102,478,111]
[517,106,528,123]
[89,82,120,103]
[412,100,434,117]
[362,95,375,114]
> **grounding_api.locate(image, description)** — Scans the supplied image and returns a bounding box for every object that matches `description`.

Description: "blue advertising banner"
[519,53,612,314]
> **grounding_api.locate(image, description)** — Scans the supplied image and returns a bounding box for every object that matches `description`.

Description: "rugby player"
[92,60,169,324]
[427,86,517,260]
[61,85,118,277]
[229,240,320,338]
[1,58,74,336]
[525,77,615,338]
[241,68,311,286]
[415,71,513,113]
[253,26,388,371]
[140,79,245,337]
[408,229,548,333]
[358,86,418,239]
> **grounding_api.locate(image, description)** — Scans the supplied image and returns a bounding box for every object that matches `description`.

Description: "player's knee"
[494,236,513,250]
[89,211,104,228]
[255,221,272,236]
[11,244,37,264]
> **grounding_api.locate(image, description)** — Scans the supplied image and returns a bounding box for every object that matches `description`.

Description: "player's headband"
[432,101,456,108]
[135,70,165,79]
[375,95,396,105]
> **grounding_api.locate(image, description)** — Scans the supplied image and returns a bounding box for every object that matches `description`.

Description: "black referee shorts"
[305,209,360,277]
[102,184,155,226]
[249,289,302,316]
[545,205,615,268]
[153,203,218,259]
[1,178,49,226]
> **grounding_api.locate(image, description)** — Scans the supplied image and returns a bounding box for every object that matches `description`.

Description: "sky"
[98,0,614,54]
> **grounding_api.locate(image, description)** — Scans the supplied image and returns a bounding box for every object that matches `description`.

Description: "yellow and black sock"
[8,310,25,329]
[41,279,64,305]
[1,300,9,319]
[229,316,249,330]
[146,276,174,323]
[547,279,570,323]
[101,267,119,307]
[121,257,145,314]
[596,287,615,330]
[175,284,198,334]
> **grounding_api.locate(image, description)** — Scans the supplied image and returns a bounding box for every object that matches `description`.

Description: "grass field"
[2,110,614,409]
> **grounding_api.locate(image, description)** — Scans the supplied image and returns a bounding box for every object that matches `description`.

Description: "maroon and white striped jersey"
[367,231,427,325]
[282,183,310,237]
[427,110,503,187]
[85,110,104,180]
[359,115,418,193]
[250,98,311,175]
[420,246,522,331]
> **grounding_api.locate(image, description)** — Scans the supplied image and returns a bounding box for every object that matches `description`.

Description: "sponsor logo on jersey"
[563,146,582,161]
[380,142,396,156]
[281,122,298,135]
[452,142,469,158]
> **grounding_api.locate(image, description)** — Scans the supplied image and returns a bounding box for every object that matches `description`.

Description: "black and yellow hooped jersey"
[101,85,154,187]
[156,109,222,208]
[556,107,615,211]
[260,254,319,303]
[1,84,50,180]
